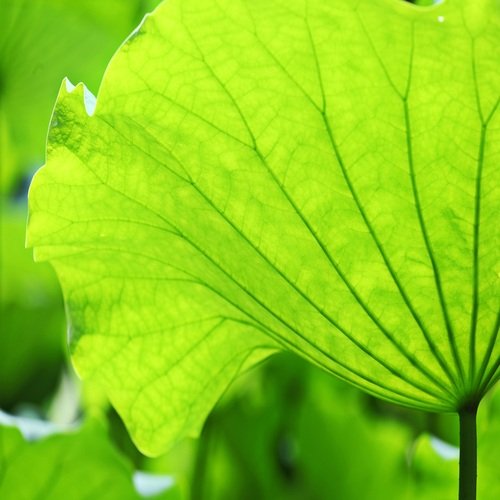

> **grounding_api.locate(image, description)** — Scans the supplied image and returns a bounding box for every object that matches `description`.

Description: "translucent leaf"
[28,0,500,454]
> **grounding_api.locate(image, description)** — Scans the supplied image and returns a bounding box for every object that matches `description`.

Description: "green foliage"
[0,203,64,408]
[409,388,500,500]
[191,354,412,499]
[0,422,140,499]
[0,0,160,192]
[28,0,499,456]
[185,354,500,499]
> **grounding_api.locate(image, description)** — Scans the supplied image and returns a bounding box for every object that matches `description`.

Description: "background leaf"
[0,421,140,499]
[187,354,500,500]
[0,203,64,409]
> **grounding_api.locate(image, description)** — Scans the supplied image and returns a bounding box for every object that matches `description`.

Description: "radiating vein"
[468,122,487,385]
[400,24,465,384]
[476,312,500,393]
[352,11,461,387]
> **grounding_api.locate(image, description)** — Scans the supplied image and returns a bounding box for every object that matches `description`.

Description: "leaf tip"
[60,78,96,117]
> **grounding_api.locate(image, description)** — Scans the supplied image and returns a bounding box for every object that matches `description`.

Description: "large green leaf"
[28,0,499,454]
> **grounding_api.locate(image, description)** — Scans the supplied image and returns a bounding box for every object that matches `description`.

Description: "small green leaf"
[28,0,499,454]
[0,422,140,499]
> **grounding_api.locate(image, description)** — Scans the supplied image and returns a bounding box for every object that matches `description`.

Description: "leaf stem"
[459,403,478,500]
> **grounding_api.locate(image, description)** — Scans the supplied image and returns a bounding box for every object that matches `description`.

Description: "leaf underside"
[28,0,499,455]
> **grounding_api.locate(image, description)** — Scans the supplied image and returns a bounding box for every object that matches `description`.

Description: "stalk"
[458,403,478,500]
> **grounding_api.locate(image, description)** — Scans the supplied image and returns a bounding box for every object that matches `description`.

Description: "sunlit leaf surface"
[28,0,499,454]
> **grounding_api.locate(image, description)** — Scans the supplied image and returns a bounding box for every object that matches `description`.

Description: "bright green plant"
[27,0,499,498]
[193,353,500,500]
[0,422,140,499]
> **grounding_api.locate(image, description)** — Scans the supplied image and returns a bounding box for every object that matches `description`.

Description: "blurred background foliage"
[0,0,498,499]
